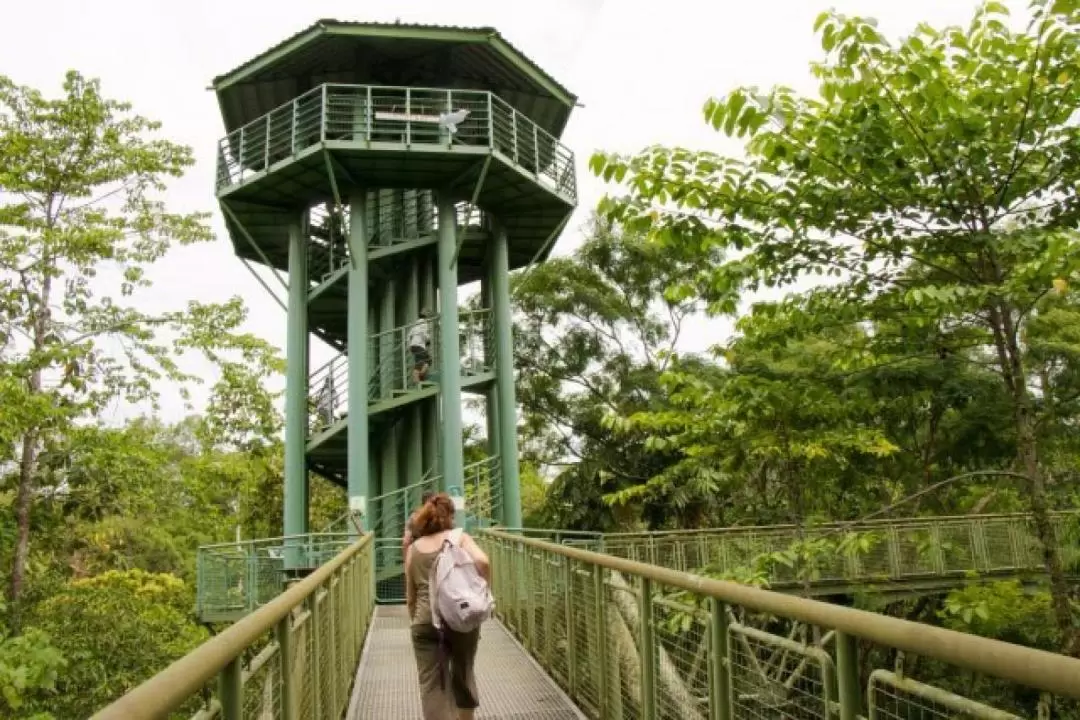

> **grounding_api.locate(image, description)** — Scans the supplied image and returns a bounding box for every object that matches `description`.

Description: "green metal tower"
[210,21,577,579]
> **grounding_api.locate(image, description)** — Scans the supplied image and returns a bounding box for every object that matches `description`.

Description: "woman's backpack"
[430,528,494,633]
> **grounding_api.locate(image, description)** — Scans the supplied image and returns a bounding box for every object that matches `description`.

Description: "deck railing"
[215,83,577,202]
[594,510,1080,590]
[306,194,486,282]
[195,533,353,622]
[482,530,1080,720]
[309,309,496,431]
[94,535,375,720]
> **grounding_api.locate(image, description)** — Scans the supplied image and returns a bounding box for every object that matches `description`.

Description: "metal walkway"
[348,606,585,719]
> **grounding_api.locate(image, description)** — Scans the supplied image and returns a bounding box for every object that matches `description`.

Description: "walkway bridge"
[97,511,1080,720]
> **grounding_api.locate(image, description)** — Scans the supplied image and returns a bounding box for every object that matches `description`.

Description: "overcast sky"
[0,0,1014,423]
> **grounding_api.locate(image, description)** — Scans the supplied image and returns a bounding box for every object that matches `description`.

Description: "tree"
[29,570,207,718]
[0,71,281,625]
[592,0,1080,650]
[511,214,720,530]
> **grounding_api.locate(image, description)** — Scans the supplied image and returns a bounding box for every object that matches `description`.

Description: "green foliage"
[0,615,64,719]
[0,69,283,619]
[592,0,1080,649]
[511,214,721,530]
[29,570,206,717]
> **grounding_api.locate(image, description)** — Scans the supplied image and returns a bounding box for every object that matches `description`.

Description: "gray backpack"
[430,528,494,633]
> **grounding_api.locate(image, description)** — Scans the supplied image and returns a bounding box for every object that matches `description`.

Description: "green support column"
[284,220,309,566]
[491,223,522,528]
[378,277,399,519]
[403,258,423,487]
[347,191,371,529]
[481,274,502,507]
[437,193,464,507]
[420,250,439,477]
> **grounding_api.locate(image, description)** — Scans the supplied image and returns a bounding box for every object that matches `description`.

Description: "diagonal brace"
[221,201,290,293]
[511,212,572,298]
[451,156,492,269]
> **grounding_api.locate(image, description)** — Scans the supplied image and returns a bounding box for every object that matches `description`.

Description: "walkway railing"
[196,533,352,622]
[95,535,375,720]
[215,83,577,203]
[482,530,1080,720]
[595,510,1080,591]
[306,194,486,282]
[310,310,495,429]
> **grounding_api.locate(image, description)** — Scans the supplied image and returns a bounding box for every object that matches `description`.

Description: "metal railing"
[215,83,577,203]
[596,510,1080,591]
[94,535,375,720]
[309,309,495,429]
[464,454,503,527]
[196,533,353,622]
[306,194,486,282]
[368,316,443,404]
[482,530,1080,720]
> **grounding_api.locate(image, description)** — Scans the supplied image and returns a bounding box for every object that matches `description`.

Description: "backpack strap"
[448,527,464,547]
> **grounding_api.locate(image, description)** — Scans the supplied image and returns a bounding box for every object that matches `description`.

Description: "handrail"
[94,533,374,719]
[600,509,1080,539]
[482,529,1080,701]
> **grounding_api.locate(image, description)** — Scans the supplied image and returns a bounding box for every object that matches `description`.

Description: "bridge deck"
[348,606,585,719]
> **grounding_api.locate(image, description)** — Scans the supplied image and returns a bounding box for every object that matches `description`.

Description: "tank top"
[408,538,445,626]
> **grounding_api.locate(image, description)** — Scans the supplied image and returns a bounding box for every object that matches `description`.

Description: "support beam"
[420,254,439,477]
[437,193,465,508]
[284,220,309,566]
[403,258,423,488]
[378,278,399,508]
[347,191,371,530]
[491,223,522,528]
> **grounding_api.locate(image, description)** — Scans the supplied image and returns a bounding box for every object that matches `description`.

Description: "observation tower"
[210,20,577,583]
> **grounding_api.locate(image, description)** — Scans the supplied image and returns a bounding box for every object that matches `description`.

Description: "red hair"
[413,492,455,537]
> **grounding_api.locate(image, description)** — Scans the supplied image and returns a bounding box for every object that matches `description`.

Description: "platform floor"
[348,606,585,719]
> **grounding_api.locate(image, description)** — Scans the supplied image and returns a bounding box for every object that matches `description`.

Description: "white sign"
[452,495,466,511]
[349,495,367,515]
[374,111,440,123]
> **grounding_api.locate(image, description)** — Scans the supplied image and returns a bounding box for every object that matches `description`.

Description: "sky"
[0,0,1015,423]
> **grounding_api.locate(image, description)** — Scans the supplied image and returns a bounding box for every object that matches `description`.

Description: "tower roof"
[212,20,577,138]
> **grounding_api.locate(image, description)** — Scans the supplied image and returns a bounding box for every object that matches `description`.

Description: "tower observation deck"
[211,20,577,580]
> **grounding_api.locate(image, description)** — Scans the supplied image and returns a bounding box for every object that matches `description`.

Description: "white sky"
[0,0,1011,422]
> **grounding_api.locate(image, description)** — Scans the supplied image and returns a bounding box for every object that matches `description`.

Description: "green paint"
[284,221,309,565]
[836,632,861,720]
[347,191,371,529]
[404,258,424,486]
[491,225,522,528]
[378,277,399,502]
[437,194,464,499]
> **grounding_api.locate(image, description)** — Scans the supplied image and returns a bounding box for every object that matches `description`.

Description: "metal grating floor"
[348,606,586,719]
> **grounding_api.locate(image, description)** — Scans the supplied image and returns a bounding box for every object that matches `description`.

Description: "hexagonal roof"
[213,20,577,139]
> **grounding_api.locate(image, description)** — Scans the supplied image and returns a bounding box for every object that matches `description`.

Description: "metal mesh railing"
[306,193,485,283]
[482,530,1080,720]
[597,511,1080,591]
[215,84,577,203]
[196,533,353,622]
[94,535,375,720]
[309,309,495,431]
[463,454,502,527]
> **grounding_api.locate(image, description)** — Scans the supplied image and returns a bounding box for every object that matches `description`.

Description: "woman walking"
[405,493,491,719]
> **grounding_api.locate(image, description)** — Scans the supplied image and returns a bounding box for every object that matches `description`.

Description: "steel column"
[437,193,465,506]
[284,220,309,566]
[491,224,522,527]
[347,191,371,529]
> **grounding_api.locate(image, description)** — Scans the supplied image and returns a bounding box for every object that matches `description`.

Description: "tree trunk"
[9,260,50,631]
[990,304,1077,655]
[9,430,39,629]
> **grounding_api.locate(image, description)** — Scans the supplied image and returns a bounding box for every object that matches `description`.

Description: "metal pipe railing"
[94,534,375,720]
[482,529,1080,720]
